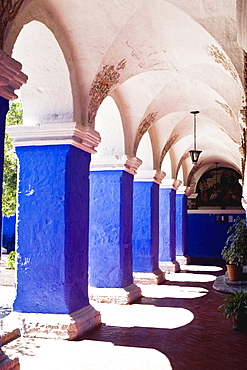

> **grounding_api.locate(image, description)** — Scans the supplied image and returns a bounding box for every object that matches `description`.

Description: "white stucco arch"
[93,96,125,160]
[11,20,73,126]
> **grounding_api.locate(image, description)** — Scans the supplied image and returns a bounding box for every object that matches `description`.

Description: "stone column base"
[2,304,101,340]
[133,269,165,285]
[0,349,19,370]
[176,255,191,265]
[159,260,180,273]
[89,283,142,304]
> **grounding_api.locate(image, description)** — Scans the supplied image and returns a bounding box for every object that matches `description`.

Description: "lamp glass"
[189,150,202,164]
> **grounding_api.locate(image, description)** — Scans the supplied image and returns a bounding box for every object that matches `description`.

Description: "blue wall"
[187,213,245,258]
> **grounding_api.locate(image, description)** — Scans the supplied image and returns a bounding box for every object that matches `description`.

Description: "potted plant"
[221,217,247,281]
[219,291,247,332]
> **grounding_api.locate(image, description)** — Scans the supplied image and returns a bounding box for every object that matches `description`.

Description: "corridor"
[2,261,247,369]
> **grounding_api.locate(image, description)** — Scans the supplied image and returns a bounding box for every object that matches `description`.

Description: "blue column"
[14,144,91,314]
[0,97,9,258]
[133,181,159,272]
[176,192,187,258]
[159,186,176,263]
[89,170,134,288]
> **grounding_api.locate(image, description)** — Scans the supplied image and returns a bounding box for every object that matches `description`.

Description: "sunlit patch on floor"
[180,265,223,272]
[139,284,209,299]
[93,303,194,329]
[5,338,173,370]
[165,272,216,283]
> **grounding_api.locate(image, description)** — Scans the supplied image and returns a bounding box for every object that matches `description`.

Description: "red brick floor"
[3,261,247,369]
[84,264,247,370]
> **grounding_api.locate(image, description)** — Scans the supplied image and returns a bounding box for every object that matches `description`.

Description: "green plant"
[7,251,16,270]
[221,217,247,266]
[219,291,247,331]
[219,291,247,320]
[2,101,23,217]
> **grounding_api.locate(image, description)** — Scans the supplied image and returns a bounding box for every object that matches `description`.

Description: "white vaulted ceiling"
[4,0,245,189]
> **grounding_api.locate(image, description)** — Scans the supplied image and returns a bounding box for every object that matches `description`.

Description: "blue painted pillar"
[89,170,134,288]
[133,180,159,273]
[14,144,91,314]
[159,182,180,272]
[0,97,9,259]
[132,171,165,284]
[176,189,188,264]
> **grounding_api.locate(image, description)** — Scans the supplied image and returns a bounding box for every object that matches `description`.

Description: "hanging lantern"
[189,110,202,164]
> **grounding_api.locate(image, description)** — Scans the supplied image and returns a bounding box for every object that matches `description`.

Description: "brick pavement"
[1,261,247,369]
[84,263,247,370]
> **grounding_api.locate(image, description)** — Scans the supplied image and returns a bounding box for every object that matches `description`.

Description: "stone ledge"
[2,305,101,340]
[89,283,142,304]
[133,269,165,285]
[213,275,247,293]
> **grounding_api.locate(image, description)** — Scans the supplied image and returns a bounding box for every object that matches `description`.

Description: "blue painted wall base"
[89,170,134,288]
[159,187,176,262]
[133,181,159,273]
[14,144,91,314]
[187,213,245,258]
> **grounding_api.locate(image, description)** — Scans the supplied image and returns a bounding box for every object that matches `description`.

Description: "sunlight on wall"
[161,152,172,178]
[94,96,125,158]
[136,131,153,170]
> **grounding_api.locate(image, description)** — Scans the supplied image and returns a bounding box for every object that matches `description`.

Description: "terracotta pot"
[226,264,243,281]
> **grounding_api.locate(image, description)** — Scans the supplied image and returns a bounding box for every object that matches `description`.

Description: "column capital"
[154,170,166,184]
[7,122,101,154]
[124,155,142,175]
[91,155,142,175]
[185,187,195,197]
[134,169,166,184]
[187,192,198,200]
[176,186,187,195]
[160,178,182,190]
[0,50,28,100]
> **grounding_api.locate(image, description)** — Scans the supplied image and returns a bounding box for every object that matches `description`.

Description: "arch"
[12,20,73,125]
[136,131,153,171]
[4,1,82,123]
[92,96,125,162]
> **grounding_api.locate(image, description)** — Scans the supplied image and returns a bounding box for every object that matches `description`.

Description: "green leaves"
[5,101,23,127]
[219,291,247,321]
[221,217,247,266]
[7,251,16,269]
[2,101,23,217]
